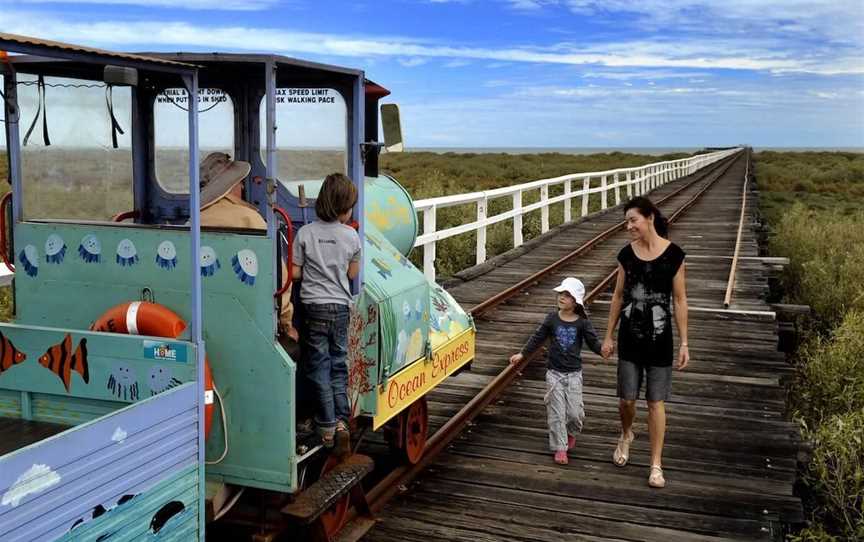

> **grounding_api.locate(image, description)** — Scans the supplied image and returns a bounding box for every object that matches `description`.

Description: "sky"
[1,0,863,148]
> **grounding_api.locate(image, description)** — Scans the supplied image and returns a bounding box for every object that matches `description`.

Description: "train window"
[13,75,133,220]
[259,88,347,184]
[155,88,234,194]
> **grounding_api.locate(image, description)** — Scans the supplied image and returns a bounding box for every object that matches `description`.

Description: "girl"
[293,173,361,456]
[510,277,602,465]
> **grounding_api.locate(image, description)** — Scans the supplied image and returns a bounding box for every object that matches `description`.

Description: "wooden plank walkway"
[362,152,802,541]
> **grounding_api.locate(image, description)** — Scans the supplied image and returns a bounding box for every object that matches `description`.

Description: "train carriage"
[0,34,475,541]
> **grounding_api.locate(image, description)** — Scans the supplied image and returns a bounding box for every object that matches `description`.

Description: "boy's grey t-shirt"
[293,220,361,306]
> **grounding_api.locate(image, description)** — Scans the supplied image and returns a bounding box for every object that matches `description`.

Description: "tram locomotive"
[0,34,474,541]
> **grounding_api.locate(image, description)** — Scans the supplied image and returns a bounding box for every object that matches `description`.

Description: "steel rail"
[724,149,750,309]
[469,151,743,318]
[344,151,745,539]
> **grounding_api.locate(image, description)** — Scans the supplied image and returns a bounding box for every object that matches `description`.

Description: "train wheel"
[319,454,350,536]
[402,397,429,464]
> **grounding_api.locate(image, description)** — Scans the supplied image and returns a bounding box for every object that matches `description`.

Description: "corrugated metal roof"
[0,32,196,69]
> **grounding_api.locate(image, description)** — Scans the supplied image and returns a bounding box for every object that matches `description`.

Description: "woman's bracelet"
[681,342,689,347]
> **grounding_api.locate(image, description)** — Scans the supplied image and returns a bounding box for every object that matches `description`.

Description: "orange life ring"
[91,301,215,439]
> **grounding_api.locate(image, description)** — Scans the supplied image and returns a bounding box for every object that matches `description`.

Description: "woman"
[601,196,689,489]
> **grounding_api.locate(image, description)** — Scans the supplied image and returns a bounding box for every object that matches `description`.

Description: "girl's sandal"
[648,465,666,488]
[612,430,635,467]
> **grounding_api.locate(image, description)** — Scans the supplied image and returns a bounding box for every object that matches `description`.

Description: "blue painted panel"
[0,383,199,542]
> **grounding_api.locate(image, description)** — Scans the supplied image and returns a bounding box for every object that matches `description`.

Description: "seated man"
[199,152,297,340]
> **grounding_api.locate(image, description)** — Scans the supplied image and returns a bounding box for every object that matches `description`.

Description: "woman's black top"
[617,242,686,366]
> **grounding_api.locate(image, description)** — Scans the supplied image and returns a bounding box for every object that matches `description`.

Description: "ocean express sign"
[373,329,475,429]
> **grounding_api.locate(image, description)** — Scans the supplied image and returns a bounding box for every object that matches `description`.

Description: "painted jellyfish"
[19,245,39,277]
[155,241,177,270]
[45,234,66,264]
[78,234,102,263]
[106,363,139,401]
[200,246,220,277]
[116,239,139,267]
[147,365,182,396]
[231,249,258,286]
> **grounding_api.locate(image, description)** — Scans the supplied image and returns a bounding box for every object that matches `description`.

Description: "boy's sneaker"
[334,420,351,457]
[567,435,577,450]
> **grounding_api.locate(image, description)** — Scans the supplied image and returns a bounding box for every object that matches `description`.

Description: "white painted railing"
[413,148,741,280]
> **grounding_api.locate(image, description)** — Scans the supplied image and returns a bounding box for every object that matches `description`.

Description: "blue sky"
[2,0,863,147]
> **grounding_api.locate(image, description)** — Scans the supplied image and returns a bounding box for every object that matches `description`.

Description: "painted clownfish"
[0,331,26,375]
[38,334,89,392]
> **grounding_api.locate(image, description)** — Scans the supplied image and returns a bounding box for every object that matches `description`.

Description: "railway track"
[340,148,800,541]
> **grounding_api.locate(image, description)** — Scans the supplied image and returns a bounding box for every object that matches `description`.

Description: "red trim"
[0,193,15,273]
[273,206,294,298]
[112,210,140,222]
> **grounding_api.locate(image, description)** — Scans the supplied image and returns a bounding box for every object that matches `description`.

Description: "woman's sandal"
[648,465,666,488]
[612,430,635,467]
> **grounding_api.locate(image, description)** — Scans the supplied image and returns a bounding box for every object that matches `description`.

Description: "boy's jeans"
[303,303,350,429]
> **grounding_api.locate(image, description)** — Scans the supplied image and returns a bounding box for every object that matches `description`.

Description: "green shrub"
[792,311,864,430]
[770,204,864,329]
[797,408,864,540]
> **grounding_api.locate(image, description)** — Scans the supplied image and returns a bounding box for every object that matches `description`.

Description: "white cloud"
[2,464,61,507]
[19,0,279,9]
[398,57,428,67]
[111,427,128,443]
[0,6,860,76]
[443,59,471,68]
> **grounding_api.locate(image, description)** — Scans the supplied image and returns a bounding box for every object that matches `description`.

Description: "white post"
[601,175,608,209]
[613,172,621,206]
[423,206,437,281]
[581,177,590,216]
[476,196,487,265]
[513,191,523,248]
[626,171,632,199]
[563,179,572,223]
[540,184,550,233]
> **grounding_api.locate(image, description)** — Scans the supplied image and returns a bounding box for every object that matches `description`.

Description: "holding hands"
[509,352,524,365]
[601,337,615,360]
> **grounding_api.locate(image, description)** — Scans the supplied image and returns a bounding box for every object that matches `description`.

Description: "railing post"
[540,184,549,233]
[601,175,608,209]
[563,179,572,223]
[626,171,632,199]
[476,196,487,265]
[581,177,590,216]
[513,191,523,248]
[613,172,621,206]
[423,205,437,281]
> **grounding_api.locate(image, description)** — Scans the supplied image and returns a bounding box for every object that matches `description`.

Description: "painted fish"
[38,334,89,392]
[0,331,26,375]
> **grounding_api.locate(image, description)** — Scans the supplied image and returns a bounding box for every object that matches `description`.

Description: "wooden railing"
[413,148,741,280]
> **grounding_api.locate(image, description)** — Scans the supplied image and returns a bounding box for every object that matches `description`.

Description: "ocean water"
[410,147,864,155]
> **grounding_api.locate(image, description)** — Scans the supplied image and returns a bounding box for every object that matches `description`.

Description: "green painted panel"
[364,175,417,257]
[56,464,199,542]
[14,222,276,335]
[11,222,297,491]
[0,324,195,404]
[347,296,379,417]
[0,388,21,418]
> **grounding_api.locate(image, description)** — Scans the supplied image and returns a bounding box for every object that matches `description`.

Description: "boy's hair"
[316,173,358,222]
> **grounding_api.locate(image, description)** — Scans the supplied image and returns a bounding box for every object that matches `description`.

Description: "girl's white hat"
[553,277,586,305]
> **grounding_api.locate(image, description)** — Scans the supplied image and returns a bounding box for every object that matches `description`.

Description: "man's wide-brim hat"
[200,152,251,210]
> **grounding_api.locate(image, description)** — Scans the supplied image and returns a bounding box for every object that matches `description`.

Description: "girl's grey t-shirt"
[293,220,361,306]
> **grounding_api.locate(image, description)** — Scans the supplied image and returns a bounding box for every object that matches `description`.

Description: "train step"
[281,453,374,538]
